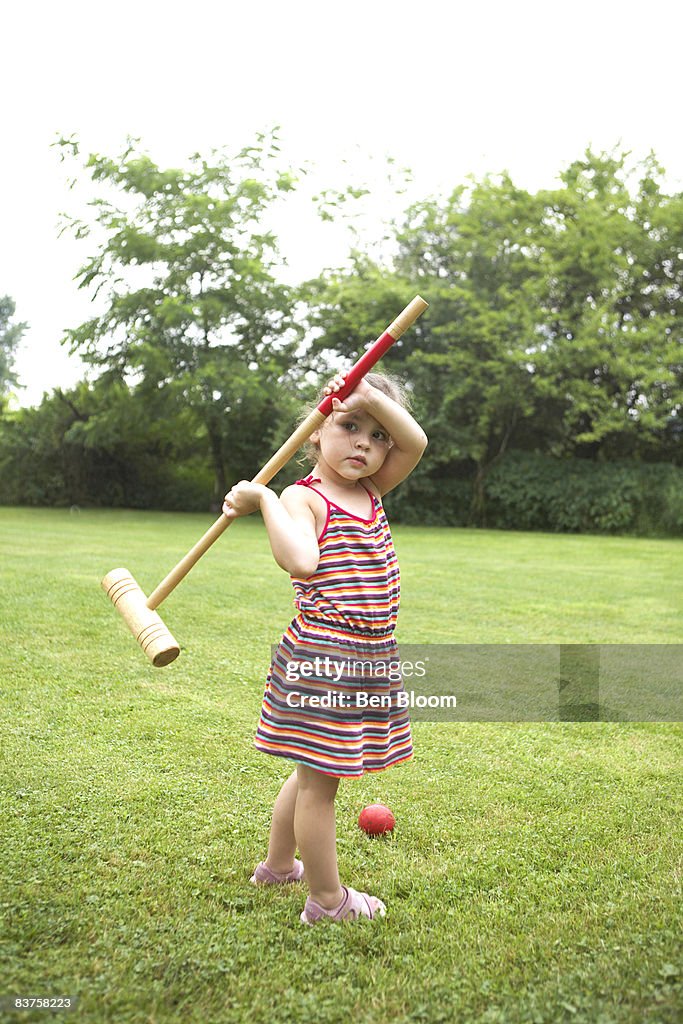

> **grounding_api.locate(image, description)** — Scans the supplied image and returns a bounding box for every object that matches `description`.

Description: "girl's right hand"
[222,481,270,518]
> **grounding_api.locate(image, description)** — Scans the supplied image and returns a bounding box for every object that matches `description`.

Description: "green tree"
[0,375,212,509]
[397,174,544,520]
[0,296,27,409]
[306,151,683,525]
[531,151,683,462]
[307,177,545,523]
[57,130,302,503]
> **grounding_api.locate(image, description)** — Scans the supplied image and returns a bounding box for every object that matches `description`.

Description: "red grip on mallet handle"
[316,295,428,416]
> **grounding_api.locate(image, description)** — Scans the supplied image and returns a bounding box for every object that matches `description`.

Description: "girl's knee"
[296,764,340,797]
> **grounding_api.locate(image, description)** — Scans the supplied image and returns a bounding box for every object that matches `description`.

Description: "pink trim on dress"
[295,476,330,542]
[295,474,378,526]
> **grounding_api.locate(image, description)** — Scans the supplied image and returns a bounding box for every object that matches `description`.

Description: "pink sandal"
[250,859,305,885]
[300,885,386,925]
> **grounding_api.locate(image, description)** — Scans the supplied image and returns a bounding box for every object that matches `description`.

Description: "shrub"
[484,452,683,536]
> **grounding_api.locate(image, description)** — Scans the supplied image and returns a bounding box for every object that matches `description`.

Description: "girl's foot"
[300,885,386,925]
[250,858,305,885]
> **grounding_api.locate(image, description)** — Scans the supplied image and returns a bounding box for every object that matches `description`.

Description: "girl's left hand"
[323,371,373,412]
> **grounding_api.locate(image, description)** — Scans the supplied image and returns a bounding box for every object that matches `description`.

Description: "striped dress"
[254,474,413,778]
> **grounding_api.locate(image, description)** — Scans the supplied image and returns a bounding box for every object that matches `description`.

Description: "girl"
[223,370,428,924]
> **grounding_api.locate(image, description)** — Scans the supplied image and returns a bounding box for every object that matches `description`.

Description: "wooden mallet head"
[102,296,428,666]
[101,568,180,667]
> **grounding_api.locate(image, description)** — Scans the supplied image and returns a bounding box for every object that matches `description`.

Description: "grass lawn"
[0,507,681,1024]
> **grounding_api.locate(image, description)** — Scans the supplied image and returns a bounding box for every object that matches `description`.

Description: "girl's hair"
[299,371,411,467]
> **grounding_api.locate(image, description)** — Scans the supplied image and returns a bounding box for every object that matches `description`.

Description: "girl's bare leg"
[294,764,343,909]
[264,769,299,873]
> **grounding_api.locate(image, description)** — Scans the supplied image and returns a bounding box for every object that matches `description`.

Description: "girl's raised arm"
[366,394,428,496]
[327,383,428,497]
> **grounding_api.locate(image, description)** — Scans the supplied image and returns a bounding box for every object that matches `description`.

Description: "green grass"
[0,507,681,1024]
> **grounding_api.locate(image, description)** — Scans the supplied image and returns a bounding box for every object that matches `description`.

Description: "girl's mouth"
[348,456,367,466]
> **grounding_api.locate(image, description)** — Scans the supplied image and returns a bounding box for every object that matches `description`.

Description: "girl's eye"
[373,431,389,442]
[342,422,357,431]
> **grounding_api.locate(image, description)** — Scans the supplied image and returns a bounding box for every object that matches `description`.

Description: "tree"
[0,374,212,509]
[0,296,27,409]
[396,174,545,521]
[308,176,545,523]
[56,130,303,503]
[305,150,683,525]
[531,151,683,462]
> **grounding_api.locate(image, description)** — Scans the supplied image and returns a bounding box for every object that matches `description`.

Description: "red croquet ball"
[358,803,396,836]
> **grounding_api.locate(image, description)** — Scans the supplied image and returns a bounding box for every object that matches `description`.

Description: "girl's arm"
[223,481,320,577]
[328,376,428,496]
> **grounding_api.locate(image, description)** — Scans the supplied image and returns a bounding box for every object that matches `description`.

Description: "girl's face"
[312,409,392,482]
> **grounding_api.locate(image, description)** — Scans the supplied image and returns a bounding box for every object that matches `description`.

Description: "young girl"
[222,370,428,924]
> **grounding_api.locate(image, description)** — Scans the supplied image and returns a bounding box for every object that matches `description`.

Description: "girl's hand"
[323,371,373,413]
[222,481,270,518]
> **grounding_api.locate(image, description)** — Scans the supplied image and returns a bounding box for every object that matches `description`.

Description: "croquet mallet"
[101,295,428,667]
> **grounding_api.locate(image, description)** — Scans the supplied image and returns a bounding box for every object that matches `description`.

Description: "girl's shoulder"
[280,482,328,536]
[280,482,325,512]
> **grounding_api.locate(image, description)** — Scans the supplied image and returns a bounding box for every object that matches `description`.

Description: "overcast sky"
[3,0,682,406]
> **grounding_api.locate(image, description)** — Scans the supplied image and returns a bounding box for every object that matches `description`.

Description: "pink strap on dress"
[295,475,330,541]
[295,475,376,525]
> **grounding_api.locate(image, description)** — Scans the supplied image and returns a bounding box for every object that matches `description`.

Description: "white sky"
[3,0,682,407]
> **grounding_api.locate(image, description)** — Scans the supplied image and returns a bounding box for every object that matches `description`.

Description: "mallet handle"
[316,295,428,415]
[145,295,428,610]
